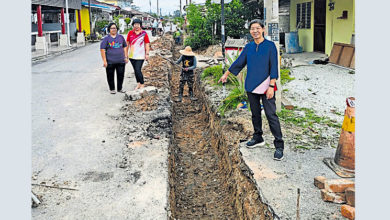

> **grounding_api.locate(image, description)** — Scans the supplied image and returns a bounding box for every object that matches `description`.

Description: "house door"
[314,0,326,52]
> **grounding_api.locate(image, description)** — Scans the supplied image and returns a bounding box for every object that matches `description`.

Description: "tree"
[124,17,131,28]
[185,3,214,49]
[242,0,263,22]
[185,0,264,49]
[113,15,121,30]
[174,10,183,18]
[224,0,246,38]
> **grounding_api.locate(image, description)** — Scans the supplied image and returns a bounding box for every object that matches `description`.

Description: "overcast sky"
[132,0,207,16]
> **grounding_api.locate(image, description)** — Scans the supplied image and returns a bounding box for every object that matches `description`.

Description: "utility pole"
[149,0,152,14]
[264,0,281,112]
[88,0,92,36]
[157,0,159,17]
[221,0,226,97]
[65,0,72,46]
[180,0,182,16]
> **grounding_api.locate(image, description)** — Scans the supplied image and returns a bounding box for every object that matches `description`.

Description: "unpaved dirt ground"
[168,43,237,219]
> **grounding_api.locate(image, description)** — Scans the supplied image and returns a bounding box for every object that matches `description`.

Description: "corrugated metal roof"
[32,0,81,10]
[225,38,247,48]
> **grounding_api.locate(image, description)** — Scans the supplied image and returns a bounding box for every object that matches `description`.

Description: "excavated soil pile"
[133,94,159,111]
[142,56,170,88]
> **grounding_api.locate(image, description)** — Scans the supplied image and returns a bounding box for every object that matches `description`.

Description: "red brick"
[345,187,355,207]
[320,189,346,204]
[341,204,355,220]
[314,176,326,189]
[324,179,355,193]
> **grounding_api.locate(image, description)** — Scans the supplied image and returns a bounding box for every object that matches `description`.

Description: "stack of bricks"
[314,176,355,220]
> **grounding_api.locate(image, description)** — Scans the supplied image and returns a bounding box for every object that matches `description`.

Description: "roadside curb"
[32,42,97,64]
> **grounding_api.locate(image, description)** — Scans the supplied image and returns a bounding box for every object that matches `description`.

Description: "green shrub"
[95,20,109,32]
[280,69,295,85]
[201,64,222,79]
[124,27,133,35]
[218,67,248,116]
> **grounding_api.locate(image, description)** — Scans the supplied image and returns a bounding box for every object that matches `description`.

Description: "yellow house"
[75,6,91,35]
[289,0,355,55]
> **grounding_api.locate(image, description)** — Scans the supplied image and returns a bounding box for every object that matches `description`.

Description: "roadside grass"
[280,68,295,85]
[277,107,341,129]
[277,106,342,150]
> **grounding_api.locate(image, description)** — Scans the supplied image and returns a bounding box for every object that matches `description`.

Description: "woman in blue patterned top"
[218,19,285,161]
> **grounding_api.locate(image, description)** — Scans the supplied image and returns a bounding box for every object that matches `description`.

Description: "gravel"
[283,64,355,123]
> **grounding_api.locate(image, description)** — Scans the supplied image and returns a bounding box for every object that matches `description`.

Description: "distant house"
[289,0,355,56]
[225,38,247,59]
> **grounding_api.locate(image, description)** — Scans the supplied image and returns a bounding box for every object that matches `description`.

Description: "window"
[42,13,59,23]
[69,13,75,23]
[296,2,311,29]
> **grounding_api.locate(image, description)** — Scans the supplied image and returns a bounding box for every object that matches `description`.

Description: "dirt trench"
[168,65,236,218]
[164,37,277,219]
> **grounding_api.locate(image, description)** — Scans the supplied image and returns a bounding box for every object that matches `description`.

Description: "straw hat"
[179,46,196,56]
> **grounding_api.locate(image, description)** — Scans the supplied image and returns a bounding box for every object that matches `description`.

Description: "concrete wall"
[31,22,77,45]
[290,0,315,52]
[325,0,355,55]
[290,0,355,55]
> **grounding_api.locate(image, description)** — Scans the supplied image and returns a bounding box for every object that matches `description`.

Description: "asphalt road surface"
[32,33,167,219]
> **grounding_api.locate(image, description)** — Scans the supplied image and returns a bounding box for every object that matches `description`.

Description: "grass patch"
[201,64,223,82]
[295,145,311,150]
[281,69,295,85]
[277,107,341,129]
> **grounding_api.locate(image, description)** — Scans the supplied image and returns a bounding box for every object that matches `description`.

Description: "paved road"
[32,32,167,219]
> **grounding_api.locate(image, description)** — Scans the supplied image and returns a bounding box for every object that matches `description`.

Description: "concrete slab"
[283,65,355,124]
[282,52,328,67]
[240,140,351,219]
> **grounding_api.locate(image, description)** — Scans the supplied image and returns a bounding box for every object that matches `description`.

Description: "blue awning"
[81,1,111,10]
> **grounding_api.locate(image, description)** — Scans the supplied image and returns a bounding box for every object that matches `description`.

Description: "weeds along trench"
[149,35,277,219]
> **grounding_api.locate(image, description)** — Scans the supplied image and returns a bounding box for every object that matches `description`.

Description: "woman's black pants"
[106,63,125,91]
[129,59,145,84]
[247,92,284,150]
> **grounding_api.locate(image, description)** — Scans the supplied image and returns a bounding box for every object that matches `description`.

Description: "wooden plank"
[349,52,355,69]
[329,44,343,64]
[338,47,354,67]
[334,42,355,48]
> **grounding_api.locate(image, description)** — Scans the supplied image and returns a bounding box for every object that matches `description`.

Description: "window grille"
[296,2,311,29]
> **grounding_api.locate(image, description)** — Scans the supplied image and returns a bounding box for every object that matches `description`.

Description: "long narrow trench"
[168,45,237,219]
[161,35,276,219]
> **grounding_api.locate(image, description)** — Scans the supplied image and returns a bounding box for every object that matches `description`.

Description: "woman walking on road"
[126,18,150,90]
[100,23,128,94]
